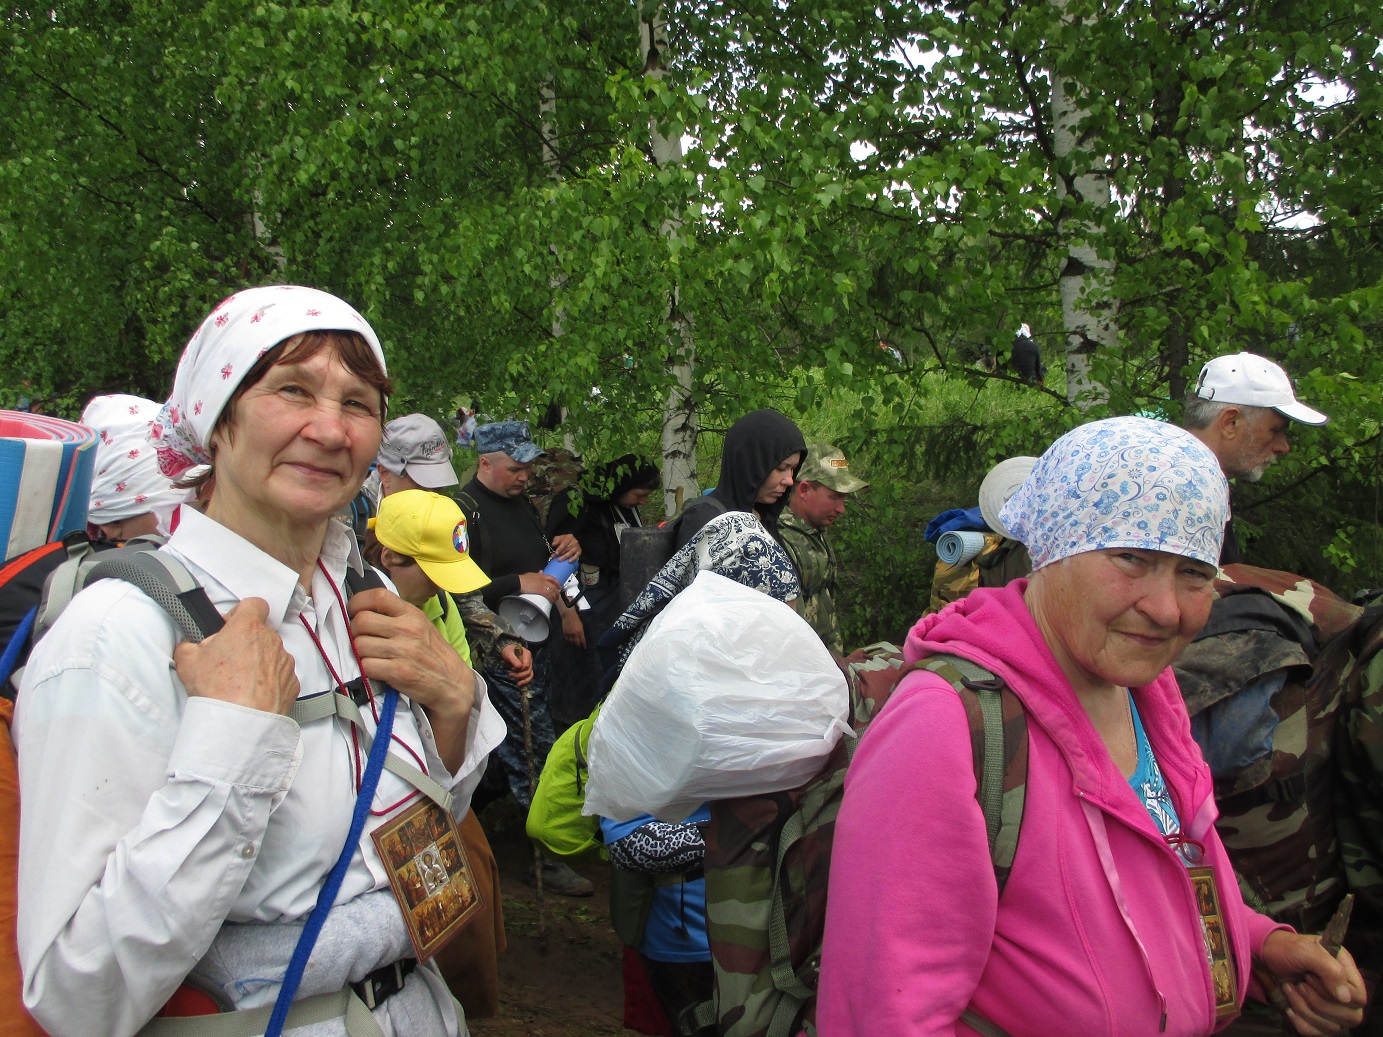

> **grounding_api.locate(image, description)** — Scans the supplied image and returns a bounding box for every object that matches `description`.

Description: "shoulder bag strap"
[264,686,400,1037]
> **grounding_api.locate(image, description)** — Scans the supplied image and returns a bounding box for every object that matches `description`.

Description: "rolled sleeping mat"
[0,411,99,561]
[936,529,988,567]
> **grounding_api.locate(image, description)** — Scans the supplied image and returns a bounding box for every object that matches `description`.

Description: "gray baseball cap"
[377,413,459,488]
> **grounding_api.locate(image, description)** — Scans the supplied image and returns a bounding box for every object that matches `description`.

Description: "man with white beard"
[1183,351,1328,563]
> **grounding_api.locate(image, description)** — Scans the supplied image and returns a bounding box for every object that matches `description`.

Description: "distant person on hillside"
[1010,323,1045,384]
[1182,351,1329,564]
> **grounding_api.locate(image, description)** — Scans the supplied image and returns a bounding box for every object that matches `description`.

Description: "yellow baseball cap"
[369,489,490,594]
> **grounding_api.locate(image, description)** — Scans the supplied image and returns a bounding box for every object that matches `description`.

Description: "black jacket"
[546,455,659,581]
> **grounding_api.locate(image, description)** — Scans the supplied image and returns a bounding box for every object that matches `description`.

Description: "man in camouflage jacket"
[778,443,868,655]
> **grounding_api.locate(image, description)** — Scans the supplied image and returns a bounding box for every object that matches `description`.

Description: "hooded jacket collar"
[903,582,1215,832]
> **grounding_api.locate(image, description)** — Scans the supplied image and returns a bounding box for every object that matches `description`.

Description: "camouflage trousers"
[482,646,557,810]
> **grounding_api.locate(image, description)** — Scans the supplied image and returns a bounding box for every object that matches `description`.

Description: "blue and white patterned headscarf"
[999,416,1229,571]
[597,511,800,684]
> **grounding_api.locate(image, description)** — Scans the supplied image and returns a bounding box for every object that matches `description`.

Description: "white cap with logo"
[1194,352,1328,426]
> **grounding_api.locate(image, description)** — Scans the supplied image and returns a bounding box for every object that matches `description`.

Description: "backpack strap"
[85,550,225,643]
[762,745,862,1037]
[454,490,497,570]
[289,564,452,811]
[140,988,387,1037]
[918,654,1028,895]
[0,607,37,691]
[287,687,453,813]
[34,537,218,645]
[921,655,1026,1037]
[959,1009,1016,1037]
[343,563,386,597]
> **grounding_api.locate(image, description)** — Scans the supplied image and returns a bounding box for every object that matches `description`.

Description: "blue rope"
[0,606,38,690]
[264,685,400,1037]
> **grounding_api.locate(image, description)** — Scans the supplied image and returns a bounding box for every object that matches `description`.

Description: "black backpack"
[0,532,140,696]
[615,497,728,612]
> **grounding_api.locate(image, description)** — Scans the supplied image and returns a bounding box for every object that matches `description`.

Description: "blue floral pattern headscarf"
[999,416,1229,571]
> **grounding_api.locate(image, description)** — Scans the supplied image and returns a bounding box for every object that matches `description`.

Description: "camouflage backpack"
[524,447,586,528]
[927,533,1001,614]
[1330,599,1383,984]
[684,643,1029,1037]
[926,535,1033,615]
[1174,564,1365,935]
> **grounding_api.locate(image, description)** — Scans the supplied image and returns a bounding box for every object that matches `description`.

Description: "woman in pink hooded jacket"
[817,417,1365,1037]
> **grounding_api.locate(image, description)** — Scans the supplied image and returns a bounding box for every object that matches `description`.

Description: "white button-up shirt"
[14,508,504,1036]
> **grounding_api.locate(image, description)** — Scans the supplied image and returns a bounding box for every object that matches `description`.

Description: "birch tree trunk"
[640,3,698,516]
[249,189,286,271]
[539,76,576,450]
[1051,5,1117,409]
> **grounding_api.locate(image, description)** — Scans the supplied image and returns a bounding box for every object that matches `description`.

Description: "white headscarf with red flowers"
[151,286,386,478]
[81,394,190,523]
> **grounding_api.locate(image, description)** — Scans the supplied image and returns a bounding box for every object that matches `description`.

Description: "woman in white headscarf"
[80,393,189,541]
[818,417,1365,1037]
[14,286,504,1037]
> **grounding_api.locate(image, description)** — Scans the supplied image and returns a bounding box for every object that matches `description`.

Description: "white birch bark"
[249,189,285,271]
[641,3,698,516]
[1051,3,1117,408]
[539,76,575,450]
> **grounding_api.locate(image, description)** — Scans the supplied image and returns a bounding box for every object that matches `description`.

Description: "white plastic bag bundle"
[583,570,850,822]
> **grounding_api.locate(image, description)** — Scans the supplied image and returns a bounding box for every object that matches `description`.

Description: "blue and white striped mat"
[0,411,98,561]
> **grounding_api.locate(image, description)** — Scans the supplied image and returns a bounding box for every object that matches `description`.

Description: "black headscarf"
[546,454,661,576]
[677,408,806,547]
[597,454,661,503]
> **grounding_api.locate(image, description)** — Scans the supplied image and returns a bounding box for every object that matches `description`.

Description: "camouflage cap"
[797,443,868,493]
[474,419,544,464]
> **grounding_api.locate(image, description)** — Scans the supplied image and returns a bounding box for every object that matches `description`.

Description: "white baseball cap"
[1193,352,1328,426]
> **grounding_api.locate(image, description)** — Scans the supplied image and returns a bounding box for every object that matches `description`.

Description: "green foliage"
[2,0,1381,616]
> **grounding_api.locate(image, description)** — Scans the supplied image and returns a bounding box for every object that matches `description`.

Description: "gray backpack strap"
[33,536,181,642]
[287,689,453,814]
[83,550,224,644]
[960,1008,1016,1037]
[138,988,386,1037]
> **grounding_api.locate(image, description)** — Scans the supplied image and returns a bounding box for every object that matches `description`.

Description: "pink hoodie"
[816,583,1282,1037]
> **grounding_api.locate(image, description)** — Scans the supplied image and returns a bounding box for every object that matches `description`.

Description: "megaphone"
[499,556,580,643]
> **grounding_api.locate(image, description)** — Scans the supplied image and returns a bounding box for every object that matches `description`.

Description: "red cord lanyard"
[1165,832,1206,865]
[297,560,426,816]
